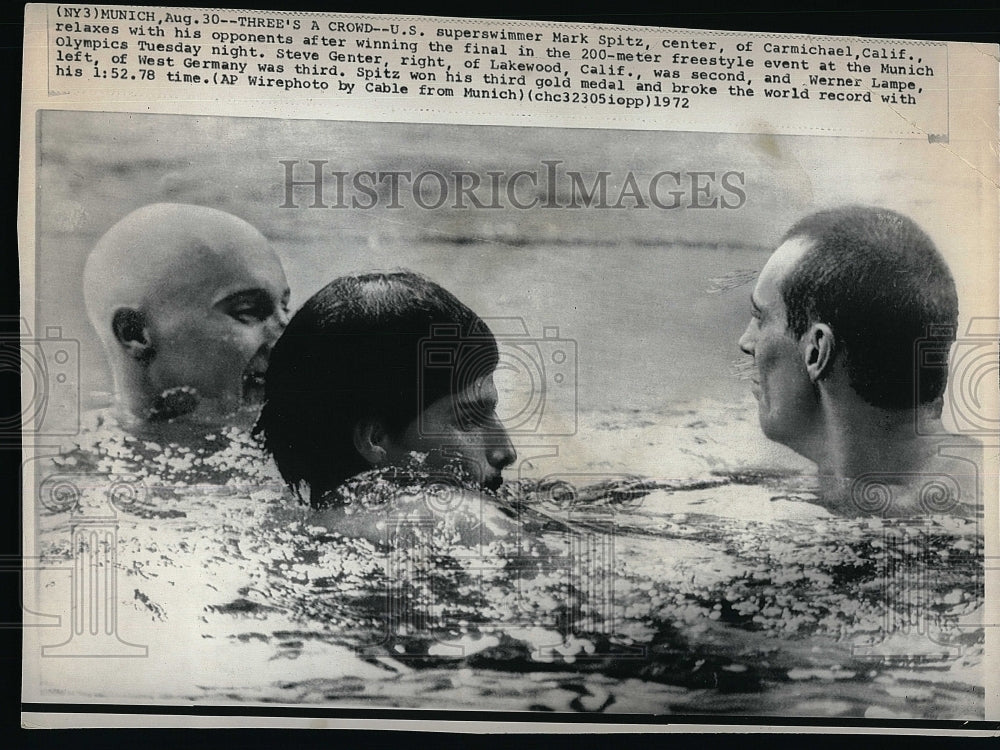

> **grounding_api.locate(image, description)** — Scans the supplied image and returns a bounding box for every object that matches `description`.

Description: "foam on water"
[29,412,985,718]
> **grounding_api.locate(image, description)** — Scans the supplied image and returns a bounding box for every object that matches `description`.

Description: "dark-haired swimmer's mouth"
[483,475,503,493]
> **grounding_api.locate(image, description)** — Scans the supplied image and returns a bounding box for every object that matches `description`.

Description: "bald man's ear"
[353,418,390,466]
[111,308,154,364]
[802,322,835,383]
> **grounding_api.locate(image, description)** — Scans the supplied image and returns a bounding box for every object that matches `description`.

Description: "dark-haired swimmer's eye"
[455,400,497,431]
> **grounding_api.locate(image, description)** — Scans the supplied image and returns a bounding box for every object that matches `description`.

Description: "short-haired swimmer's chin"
[352,418,389,467]
[802,322,835,384]
[111,307,154,365]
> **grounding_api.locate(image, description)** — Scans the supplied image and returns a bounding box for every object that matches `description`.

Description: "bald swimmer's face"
[142,229,290,419]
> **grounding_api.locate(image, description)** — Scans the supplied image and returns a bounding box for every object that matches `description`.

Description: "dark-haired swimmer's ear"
[802,322,835,383]
[353,418,389,466]
[112,308,154,364]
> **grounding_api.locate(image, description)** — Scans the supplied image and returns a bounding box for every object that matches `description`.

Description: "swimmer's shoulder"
[311,484,518,546]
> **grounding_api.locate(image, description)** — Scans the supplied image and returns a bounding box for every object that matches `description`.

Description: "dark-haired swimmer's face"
[384,374,517,491]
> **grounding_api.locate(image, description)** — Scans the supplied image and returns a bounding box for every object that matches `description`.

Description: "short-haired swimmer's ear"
[111,308,154,364]
[802,322,835,383]
[353,418,390,466]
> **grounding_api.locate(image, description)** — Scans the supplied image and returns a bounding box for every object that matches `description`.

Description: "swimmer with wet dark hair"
[255,271,519,542]
[83,203,290,432]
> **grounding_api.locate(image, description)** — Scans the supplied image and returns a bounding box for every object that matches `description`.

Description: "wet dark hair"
[781,206,958,409]
[255,271,498,504]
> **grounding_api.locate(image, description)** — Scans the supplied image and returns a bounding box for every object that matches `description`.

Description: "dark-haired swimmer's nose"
[489,433,517,472]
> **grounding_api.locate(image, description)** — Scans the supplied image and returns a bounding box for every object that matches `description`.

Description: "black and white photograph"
[17,4,998,732]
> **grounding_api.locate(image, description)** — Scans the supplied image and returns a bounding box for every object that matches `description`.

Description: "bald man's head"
[84,204,290,426]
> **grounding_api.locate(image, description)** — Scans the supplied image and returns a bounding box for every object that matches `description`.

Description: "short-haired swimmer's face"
[139,230,290,419]
[370,372,518,492]
[738,237,817,450]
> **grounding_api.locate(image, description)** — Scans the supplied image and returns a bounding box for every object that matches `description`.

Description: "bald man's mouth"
[242,352,270,403]
[242,368,267,403]
[148,386,199,422]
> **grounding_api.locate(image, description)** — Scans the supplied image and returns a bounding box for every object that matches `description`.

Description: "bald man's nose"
[266,308,290,341]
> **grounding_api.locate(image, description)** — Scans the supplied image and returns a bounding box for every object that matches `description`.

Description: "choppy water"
[30,413,984,719]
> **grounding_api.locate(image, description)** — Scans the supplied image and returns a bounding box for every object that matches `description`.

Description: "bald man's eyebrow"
[750,293,762,315]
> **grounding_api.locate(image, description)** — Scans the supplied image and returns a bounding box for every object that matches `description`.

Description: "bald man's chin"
[143,386,257,428]
[241,370,267,405]
[147,386,200,422]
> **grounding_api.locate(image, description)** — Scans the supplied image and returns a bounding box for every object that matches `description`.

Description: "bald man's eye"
[231,307,264,324]
[218,292,274,324]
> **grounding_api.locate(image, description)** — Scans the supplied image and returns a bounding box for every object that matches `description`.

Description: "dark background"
[5,0,1000,743]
